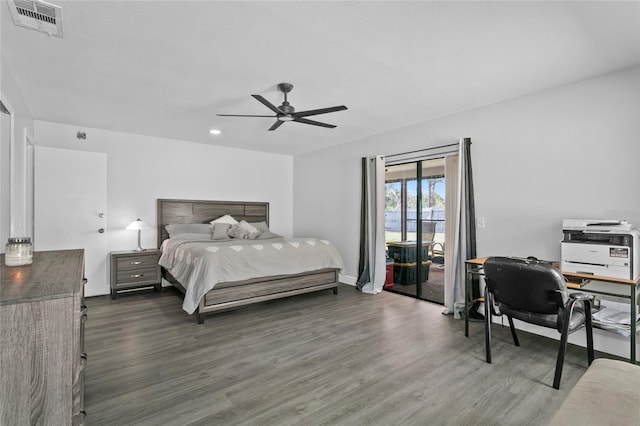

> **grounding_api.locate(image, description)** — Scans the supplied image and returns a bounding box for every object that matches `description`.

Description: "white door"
[34,146,108,296]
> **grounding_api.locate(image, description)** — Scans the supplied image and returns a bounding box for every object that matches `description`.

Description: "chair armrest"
[568,292,594,319]
[557,292,593,333]
[569,292,592,301]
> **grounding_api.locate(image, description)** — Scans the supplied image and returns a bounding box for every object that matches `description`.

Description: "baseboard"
[339,274,357,286]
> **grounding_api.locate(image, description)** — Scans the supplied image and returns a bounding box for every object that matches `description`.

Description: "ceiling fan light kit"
[217,83,347,131]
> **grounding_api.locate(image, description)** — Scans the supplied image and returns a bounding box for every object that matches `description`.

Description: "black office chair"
[483,256,594,389]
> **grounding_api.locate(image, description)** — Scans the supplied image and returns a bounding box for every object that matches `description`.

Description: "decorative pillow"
[165,223,212,238]
[237,220,260,237]
[227,223,250,239]
[212,223,232,240]
[210,214,238,225]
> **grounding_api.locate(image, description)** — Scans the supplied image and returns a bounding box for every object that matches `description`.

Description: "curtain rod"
[384,142,460,160]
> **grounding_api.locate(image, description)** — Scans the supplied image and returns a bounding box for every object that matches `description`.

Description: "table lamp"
[125,218,150,252]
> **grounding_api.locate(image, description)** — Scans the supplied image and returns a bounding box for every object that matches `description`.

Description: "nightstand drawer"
[115,267,160,286]
[116,254,158,271]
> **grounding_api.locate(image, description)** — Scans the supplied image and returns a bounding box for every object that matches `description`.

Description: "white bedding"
[159,236,345,314]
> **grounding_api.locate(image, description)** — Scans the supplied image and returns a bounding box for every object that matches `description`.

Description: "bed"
[157,199,344,323]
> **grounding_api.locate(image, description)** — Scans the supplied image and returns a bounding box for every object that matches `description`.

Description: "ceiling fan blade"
[293,105,348,118]
[293,117,337,129]
[268,120,284,131]
[252,94,284,115]
[217,114,276,117]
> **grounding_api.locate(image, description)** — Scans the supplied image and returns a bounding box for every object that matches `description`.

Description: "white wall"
[33,121,293,282]
[294,65,640,279]
[293,66,640,358]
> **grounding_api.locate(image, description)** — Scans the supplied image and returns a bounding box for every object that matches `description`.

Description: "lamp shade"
[125,218,150,231]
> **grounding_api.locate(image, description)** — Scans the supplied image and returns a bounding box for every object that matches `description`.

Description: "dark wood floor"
[84,284,598,425]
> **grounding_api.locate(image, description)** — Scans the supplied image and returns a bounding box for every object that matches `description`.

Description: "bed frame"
[157,199,339,323]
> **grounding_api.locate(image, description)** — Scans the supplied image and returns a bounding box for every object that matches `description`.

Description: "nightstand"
[110,249,161,299]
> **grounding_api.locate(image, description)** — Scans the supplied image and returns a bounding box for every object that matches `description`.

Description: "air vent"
[7,0,63,37]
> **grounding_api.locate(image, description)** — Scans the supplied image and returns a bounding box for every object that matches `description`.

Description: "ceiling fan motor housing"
[279,102,295,114]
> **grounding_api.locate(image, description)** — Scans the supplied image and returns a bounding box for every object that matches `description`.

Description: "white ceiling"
[2,1,639,156]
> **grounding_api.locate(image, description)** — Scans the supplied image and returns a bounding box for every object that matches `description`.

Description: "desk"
[464,257,639,363]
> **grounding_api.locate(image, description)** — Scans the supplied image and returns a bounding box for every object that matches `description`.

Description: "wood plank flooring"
[84,285,598,425]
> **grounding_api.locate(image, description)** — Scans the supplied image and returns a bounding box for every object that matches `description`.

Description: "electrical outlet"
[476,217,485,229]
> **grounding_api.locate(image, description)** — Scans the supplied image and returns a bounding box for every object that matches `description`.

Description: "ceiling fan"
[217,83,347,131]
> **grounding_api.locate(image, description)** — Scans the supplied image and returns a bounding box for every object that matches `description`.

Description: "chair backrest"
[483,257,568,314]
[421,220,437,243]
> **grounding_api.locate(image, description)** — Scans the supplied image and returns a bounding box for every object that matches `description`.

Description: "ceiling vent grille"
[7,0,63,37]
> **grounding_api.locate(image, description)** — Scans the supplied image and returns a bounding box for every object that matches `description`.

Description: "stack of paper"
[592,302,640,337]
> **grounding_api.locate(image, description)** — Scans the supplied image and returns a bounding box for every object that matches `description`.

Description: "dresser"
[0,249,86,425]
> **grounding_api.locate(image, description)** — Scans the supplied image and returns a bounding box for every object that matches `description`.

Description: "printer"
[561,219,640,280]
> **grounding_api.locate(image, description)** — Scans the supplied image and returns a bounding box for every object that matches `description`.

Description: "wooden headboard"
[157,199,269,248]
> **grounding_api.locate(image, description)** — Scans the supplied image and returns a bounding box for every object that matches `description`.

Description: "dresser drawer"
[116,253,158,271]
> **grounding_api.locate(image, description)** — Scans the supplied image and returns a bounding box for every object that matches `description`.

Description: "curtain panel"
[443,154,460,312]
[443,138,477,314]
[356,155,387,293]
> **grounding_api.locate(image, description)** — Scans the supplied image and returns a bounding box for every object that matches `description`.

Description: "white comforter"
[159,236,345,314]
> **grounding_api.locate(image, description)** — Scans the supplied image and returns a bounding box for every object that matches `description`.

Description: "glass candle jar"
[5,237,33,266]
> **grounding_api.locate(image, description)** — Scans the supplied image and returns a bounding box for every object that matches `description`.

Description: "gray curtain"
[357,155,386,293]
[443,138,476,314]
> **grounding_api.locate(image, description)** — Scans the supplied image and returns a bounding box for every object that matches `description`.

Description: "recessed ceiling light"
[209,129,221,135]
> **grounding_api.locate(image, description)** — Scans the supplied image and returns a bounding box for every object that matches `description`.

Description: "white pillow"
[227,223,250,239]
[210,214,238,225]
[238,220,258,234]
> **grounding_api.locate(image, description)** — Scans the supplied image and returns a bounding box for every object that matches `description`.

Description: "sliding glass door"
[384,159,445,304]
